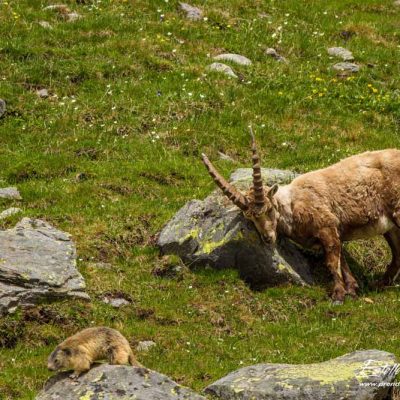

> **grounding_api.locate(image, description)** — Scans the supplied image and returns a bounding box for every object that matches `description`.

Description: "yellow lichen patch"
[198,230,244,255]
[79,391,94,400]
[177,228,199,245]
[274,359,391,386]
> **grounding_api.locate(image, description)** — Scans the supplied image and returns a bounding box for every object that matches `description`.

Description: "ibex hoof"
[331,300,344,306]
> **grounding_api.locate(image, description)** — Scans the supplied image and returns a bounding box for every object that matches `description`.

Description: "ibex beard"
[202,129,400,303]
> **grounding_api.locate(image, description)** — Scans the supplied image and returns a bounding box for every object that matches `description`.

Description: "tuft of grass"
[1,0,400,398]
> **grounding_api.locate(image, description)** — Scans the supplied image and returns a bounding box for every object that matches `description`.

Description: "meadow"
[0,0,400,398]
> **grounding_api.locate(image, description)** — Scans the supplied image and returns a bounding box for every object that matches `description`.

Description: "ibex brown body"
[202,132,400,303]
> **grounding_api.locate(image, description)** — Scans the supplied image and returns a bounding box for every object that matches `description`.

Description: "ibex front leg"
[318,228,346,304]
[340,250,359,298]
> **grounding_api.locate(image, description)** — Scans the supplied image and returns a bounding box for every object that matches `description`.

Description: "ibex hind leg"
[382,227,400,286]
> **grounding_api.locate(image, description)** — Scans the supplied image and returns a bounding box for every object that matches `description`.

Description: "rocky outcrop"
[0,218,88,315]
[36,364,206,400]
[205,350,397,400]
[158,169,317,289]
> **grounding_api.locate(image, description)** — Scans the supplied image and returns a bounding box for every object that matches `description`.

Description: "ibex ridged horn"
[249,127,265,208]
[201,153,249,211]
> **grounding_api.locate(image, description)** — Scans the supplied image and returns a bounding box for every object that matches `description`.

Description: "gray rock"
[137,340,157,352]
[213,53,252,66]
[0,207,21,220]
[102,296,130,308]
[38,21,52,29]
[333,62,360,73]
[205,350,397,400]
[265,48,288,63]
[0,218,89,315]
[394,0,400,5]
[36,89,49,99]
[327,47,354,61]
[36,364,206,400]
[158,168,315,289]
[65,12,81,22]
[0,99,6,118]
[0,187,21,200]
[179,2,203,21]
[207,63,238,78]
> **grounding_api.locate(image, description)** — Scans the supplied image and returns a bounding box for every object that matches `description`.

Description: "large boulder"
[36,364,206,400]
[205,350,397,400]
[0,218,89,315]
[158,169,316,289]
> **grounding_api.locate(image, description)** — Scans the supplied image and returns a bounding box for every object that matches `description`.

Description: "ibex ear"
[267,184,279,199]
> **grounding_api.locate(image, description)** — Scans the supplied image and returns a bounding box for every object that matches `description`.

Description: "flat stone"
[333,62,360,73]
[0,218,89,315]
[65,12,81,22]
[205,350,397,400]
[0,187,21,200]
[213,54,252,66]
[102,296,130,308]
[179,2,203,21]
[137,340,157,352]
[158,168,316,289]
[38,21,52,29]
[327,47,354,61]
[36,364,206,400]
[0,99,6,118]
[0,207,21,220]
[207,63,238,78]
[265,48,288,63]
[36,89,49,98]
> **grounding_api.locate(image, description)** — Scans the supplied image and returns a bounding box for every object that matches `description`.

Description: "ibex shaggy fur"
[202,130,400,303]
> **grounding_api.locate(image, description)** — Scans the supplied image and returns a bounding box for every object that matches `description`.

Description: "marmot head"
[47,346,76,371]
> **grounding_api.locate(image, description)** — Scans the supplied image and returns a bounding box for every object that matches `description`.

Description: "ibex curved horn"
[249,127,265,208]
[202,153,249,211]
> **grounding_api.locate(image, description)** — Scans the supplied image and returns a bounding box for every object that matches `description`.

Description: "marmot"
[47,327,142,378]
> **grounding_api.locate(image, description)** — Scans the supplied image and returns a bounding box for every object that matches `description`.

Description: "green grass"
[1,0,400,398]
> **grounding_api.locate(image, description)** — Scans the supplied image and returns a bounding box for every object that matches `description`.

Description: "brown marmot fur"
[47,327,142,378]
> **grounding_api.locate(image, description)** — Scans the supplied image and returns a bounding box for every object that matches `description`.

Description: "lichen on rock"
[0,218,89,315]
[205,350,397,400]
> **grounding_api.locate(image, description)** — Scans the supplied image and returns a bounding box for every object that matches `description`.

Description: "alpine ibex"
[202,131,400,303]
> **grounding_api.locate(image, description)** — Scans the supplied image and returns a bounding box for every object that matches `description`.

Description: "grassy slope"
[0,0,400,398]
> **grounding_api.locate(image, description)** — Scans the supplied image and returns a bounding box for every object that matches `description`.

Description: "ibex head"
[202,128,279,245]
